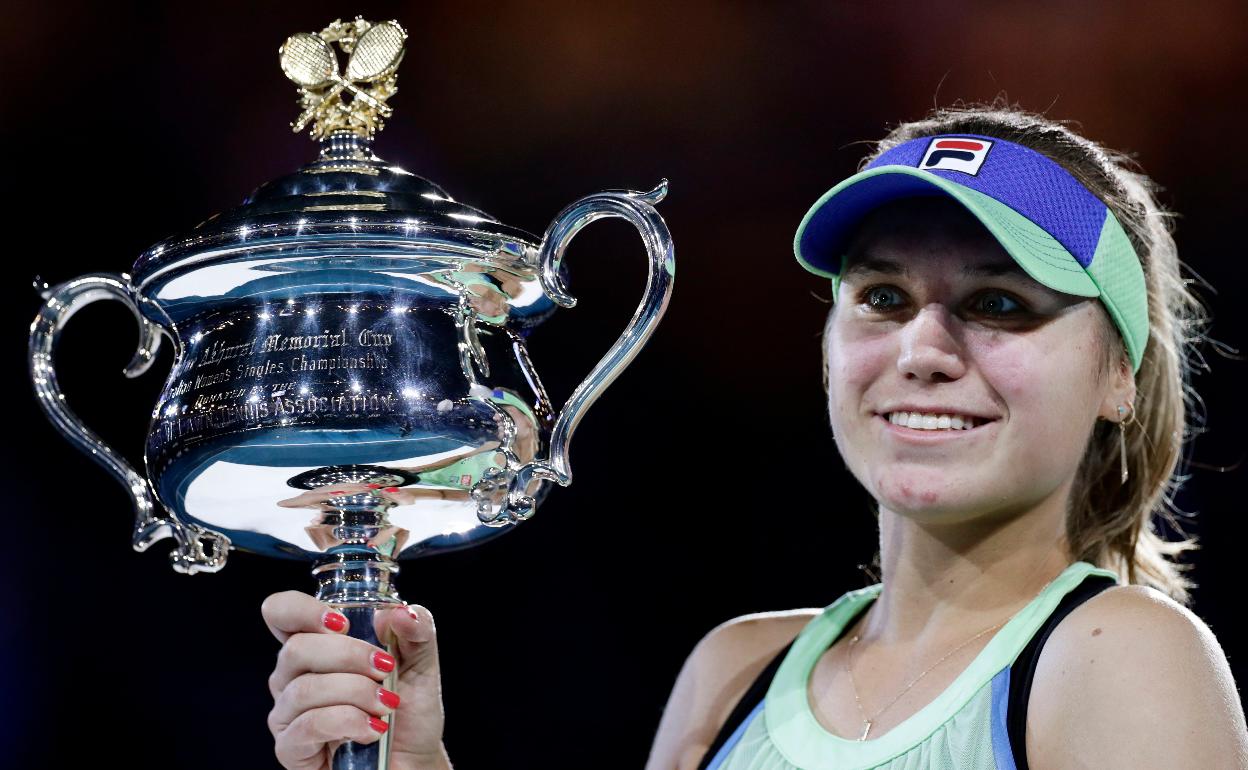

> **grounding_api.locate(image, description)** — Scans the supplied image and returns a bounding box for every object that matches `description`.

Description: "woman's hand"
[261,591,453,770]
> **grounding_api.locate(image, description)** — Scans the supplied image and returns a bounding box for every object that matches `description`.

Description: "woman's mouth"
[882,411,988,431]
[878,409,1003,439]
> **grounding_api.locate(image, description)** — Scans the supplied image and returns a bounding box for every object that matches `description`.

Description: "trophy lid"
[131,17,538,289]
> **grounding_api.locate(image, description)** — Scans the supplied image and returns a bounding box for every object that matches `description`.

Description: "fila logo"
[920,137,993,175]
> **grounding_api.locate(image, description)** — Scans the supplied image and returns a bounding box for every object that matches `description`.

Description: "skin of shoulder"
[645,608,821,770]
[1027,584,1248,770]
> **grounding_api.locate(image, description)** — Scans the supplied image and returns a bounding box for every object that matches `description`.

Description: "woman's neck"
[864,485,1074,646]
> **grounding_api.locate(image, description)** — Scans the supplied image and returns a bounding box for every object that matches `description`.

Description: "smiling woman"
[257,102,1248,770]
[820,109,1189,599]
[640,103,1248,770]
[831,196,1142,529]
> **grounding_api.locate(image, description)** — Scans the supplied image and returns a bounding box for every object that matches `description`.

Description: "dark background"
[3,1,1245,767]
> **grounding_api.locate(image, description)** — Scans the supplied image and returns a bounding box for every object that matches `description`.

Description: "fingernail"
[406,605,420,622]
[378,687,400,709]
[383,487,399,493]
[322,611,347,633]
[372,651,396,672]
[329,490,345,495]
[368,716,389,733]
[366,483,382,489]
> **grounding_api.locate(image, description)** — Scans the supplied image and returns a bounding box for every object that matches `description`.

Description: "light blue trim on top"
[705,700,765,770]
[990,667,1018,770]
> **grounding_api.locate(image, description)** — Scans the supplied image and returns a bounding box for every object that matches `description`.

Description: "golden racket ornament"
[279,18,408,138]
[346,21,407,82]
[282,33,390,130]
[282,33,391,108]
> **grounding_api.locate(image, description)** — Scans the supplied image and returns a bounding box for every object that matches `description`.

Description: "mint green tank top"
[709,561,1119,770]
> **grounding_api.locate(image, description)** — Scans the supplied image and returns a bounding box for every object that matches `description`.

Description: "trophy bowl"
[28,17,673,769]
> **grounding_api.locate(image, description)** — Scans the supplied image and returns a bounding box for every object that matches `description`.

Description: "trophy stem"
[319,130,377,162]
[314,549,404,769]
[313,548,403,604]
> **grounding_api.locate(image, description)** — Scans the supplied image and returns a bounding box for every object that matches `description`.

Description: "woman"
[260,104,1248,769]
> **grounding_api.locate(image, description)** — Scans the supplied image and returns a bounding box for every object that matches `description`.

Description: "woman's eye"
[970,290,1023,316]
[862,285,904,310]
[858,283,1023,316]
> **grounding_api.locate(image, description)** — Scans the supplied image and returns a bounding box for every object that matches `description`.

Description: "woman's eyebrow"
[960,262,1028,278]
[842,257,909,279]
[842,258,1025,279]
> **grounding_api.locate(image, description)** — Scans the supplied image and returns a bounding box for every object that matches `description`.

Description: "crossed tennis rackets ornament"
[280,18,408,139]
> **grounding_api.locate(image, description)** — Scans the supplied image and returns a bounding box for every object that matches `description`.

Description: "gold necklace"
[843,618,1007,741]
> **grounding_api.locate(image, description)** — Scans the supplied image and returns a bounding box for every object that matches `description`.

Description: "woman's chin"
[870,470,999,523]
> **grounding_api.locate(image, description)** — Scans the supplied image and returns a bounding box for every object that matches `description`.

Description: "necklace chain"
[843,618,1007,741]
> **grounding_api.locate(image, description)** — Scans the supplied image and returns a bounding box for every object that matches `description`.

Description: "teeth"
[887,411,978,430]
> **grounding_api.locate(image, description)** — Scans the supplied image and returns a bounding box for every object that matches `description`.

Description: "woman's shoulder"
[1034,583,1228,691]
[644,608,821,770]
[684,608,825,718]
[1026,584,1248,769]
[701,606,825,653]
[693,607,826,693]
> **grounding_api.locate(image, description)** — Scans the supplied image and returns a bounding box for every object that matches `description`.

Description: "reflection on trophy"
[28,17,673,770]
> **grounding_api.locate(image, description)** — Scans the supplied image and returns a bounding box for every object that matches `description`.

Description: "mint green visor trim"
[793,166,1148,372]
[1085,212,1149,372]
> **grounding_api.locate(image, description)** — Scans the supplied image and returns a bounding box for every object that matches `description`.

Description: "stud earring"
[1117,403,1136,484]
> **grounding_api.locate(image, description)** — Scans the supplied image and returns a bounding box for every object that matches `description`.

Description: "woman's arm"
[1028,584,1248,769]
[645,610,818,770]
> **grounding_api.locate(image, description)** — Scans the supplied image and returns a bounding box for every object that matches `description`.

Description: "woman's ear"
[1098,352,1137,421]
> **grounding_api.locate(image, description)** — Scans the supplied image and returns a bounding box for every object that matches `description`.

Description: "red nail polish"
[383,486,399,493]
[378,687,401,709]
[366,483,382,489]
[368,716,389,733]
[322,611,347,633]
[328,490,345,495]
[372,651,396,672]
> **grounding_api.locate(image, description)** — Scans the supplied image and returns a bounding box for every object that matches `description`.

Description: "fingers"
[377,603,440,678]
[269,633,396,699]
[262,595,441,769]
[261,591,351,645]
[274,704,390,769]
[268,672,399,735]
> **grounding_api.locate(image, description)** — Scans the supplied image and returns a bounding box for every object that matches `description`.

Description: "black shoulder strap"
[695,640,793,770]
[1007,574,1117,770]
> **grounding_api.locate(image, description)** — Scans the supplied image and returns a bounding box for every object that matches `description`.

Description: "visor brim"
[793,166,1101,299]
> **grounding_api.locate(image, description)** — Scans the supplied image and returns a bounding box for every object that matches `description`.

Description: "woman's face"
[825,196,1134,525]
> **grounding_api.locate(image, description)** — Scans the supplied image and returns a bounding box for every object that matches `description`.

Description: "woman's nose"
[897,304,967,382]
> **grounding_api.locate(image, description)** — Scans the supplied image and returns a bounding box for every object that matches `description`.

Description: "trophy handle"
[29,273,229,574]
[501,181,675,518]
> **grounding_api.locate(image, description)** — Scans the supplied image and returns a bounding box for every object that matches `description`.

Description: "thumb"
[376,603,440,679]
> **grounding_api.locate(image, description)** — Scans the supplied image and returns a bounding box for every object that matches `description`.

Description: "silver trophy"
[28,18,673,769]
